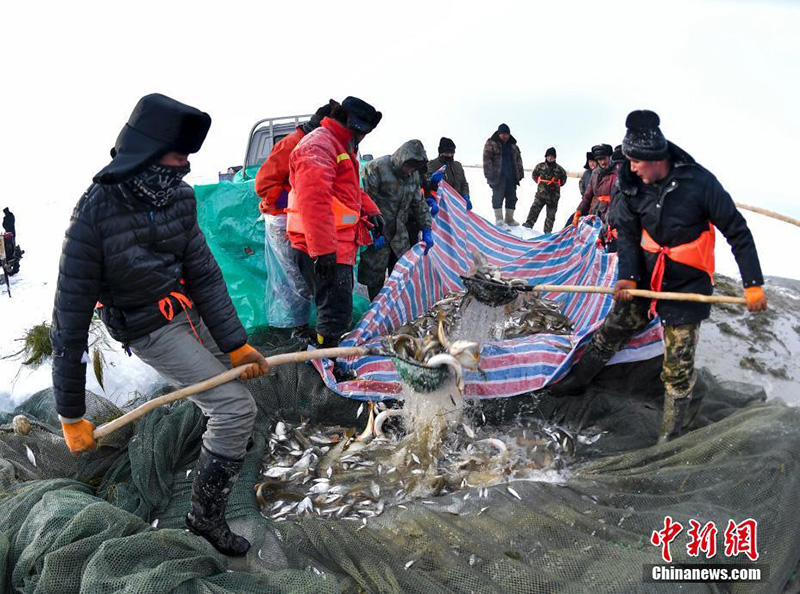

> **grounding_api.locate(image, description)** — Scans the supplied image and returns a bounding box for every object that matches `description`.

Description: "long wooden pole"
[529,284,747,305]
[734,202,800,228]
[93,346,369,440]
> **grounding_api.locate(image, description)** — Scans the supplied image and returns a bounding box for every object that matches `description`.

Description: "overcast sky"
[1,0,798,224]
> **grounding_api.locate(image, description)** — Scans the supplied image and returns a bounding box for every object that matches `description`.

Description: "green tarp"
[194,177,370,333]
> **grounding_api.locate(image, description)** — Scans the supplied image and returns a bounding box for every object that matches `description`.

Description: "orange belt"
[596,194,611,203]
[536,176,561,186]
[158,287,202,343]
[640,223,716,317]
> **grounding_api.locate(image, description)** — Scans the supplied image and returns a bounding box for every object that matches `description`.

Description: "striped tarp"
[312,182,663,401]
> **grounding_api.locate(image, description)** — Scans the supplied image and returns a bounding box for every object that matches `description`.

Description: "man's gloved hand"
[463,194,472,211]
[745,285,767,312]
[372,235,386,249]
[61,417,97,454]
[426,195,439,217]
[314,253,337,281]
[572,210,581,227]
[613,279,637,303]
[368,214,385,239]
[229,344,270,380]
[429,170,445,185]
[422,229,434,255]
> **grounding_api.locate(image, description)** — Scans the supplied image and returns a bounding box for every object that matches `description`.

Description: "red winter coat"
[255,127,306,215]
[288,117,381,265]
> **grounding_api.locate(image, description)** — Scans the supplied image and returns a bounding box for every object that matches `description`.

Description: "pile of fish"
[256,405,582,523]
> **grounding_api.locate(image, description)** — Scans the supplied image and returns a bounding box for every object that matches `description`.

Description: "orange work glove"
[61,418,97,453]
[572,210,581,227]
[744,285,767,312]
[229,344,270,380]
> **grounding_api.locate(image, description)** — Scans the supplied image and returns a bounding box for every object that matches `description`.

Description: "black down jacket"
[51,182,246,418]
[615,142,763,325]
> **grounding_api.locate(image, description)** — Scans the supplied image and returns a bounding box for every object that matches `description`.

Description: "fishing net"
[1,328,799,593]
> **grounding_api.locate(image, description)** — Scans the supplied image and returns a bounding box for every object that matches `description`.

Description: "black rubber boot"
[316,334,340,349]
[186,446,251,557]
[546,342,613,397]
[658,396,692,444]
[290,324,315,345]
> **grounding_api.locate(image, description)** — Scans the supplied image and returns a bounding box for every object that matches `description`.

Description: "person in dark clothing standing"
[52,94,269,557]
[426,137,471,210]
[524,147,567,233]
[2,208,15,237]
[483,123,524,227]
[549,110,767,444]
[578,152,597,197]
[572,143,616,226]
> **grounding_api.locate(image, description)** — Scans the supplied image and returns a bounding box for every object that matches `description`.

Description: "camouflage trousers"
[591,298,700,400]
[525,194,559,234]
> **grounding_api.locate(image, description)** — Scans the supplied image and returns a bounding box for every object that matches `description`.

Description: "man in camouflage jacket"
[358,139,433,299]
[524,147,567,233]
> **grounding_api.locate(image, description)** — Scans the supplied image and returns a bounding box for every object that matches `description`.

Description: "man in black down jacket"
[51,94,268,557]
[549,110,767,444]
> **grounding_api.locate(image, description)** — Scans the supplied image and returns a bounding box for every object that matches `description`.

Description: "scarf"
[125,163,190,207]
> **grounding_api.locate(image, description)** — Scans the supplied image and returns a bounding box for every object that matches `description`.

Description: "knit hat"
[591,143,613,159]
[438,137,456,153]
[545,147,556,159]
[497,123,510,135]
[622,110,669,161]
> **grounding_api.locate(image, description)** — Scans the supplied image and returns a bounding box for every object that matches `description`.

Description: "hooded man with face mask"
[52,93,269,557]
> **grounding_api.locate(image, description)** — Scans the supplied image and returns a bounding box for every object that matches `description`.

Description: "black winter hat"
[304,99,340,133]
[545,147,556,159]
[592,143,613,159]
[583,151,595,169]
[341,96,382,134]
[438,137,456,153]
[611,144,625,164]
[94,93,211,185]
[497,123,511,135]
[622,110,669,161]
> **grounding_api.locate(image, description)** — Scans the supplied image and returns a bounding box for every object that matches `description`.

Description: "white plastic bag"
[263,214,311,328]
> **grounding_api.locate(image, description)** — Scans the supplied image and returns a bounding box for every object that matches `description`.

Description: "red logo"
[724,519,759,561]
[651,516,684,562]
[687,520,718,558]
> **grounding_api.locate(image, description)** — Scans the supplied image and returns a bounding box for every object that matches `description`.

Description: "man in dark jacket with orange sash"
[549,110,767,443]
[52,94,270,556]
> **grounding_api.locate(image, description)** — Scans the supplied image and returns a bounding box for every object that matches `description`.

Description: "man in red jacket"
[255,100,338,215]
[254,101,338,340]
[288,96,384,348]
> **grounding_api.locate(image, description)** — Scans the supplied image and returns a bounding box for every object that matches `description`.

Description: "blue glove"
[372,234,386,249]
[463,194,472,211]
[429,170,445,185]
[422,229,434,255]
[426,195,439,217]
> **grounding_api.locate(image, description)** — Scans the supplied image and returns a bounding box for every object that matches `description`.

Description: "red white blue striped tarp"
[312,182,663,401]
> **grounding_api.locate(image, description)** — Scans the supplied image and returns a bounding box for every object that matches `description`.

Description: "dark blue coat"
[615,142,763,325]
[51,182,246,418]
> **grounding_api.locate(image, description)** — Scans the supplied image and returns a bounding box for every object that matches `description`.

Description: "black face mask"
[125,163,190,207]
[439,155,454,163]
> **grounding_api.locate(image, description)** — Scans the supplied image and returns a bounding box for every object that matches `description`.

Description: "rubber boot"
[658,396,692,444]
[186,446,250,556]
[290,324,315,345]
[316,333,340,349]
[547,342,612,397]
[494,208,505,227]
[505,208,520,226]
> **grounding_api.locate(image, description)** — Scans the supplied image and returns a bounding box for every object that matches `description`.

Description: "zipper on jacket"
[655,179,679,238]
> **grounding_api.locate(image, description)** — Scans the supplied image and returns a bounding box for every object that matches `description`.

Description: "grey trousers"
[128,311,257,460]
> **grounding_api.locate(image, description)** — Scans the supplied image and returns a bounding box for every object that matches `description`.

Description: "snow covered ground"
[0,167,797,412]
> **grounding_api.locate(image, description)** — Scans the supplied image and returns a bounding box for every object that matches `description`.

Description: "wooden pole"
[530,284,747,305]
[93,346,369,440]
